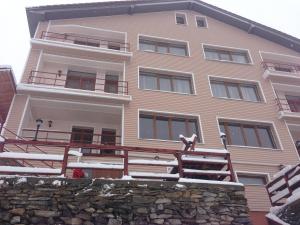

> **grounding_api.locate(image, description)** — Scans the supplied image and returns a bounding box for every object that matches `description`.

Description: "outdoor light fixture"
[220,132,227,150]
[48,120,53,128]
[33,119,43,141]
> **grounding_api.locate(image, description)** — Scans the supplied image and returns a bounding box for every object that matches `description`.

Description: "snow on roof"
[271,188,289,203]
[268,178,285,193]
[178,178,243,186]
[67,162,123,169]
[129,172,179,178]
[288,174,300,187]
[193,148,228,154]
[129,159,178,166]
[181,155,227,164]
[183,169,230,175]
[68,150,83,157]
[0,152,63,161]
[0,166,61,174]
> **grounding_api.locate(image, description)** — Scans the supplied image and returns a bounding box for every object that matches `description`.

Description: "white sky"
[0,0,299,82]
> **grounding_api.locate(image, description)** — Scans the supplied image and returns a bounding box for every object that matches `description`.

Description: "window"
[104,74,119,94]
[176,13,187,25]
[204,46,250,64]
[219,121,277,149]
[139,37,188,56]
[196,17,207,28]
[139,113,201,142]
[140,70,193,94]
[286,95,300,112]
[65,70,96,91]
[70,127,94,154]
[237,174,268,185]
[210,79,261,102]
[73,36,100,47]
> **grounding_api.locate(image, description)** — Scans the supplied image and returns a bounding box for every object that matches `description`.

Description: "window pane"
[232,53,249,63]
[244,127,259,147]
[159,77,172,91]
[238,176,266,185]
[140,74,157,90]
[188,120,200,142]
[257,128,275,148]
[211,82,227,98]
[173,79,191,94]
[156,118,169,140]
[140,117,154,139]
[65,77,81,89]
[219,124,225,134]
[157,45,168,54]
[140,42,155,51]
[169,46,186,56]
[172,120,186,141]
[205,50,219,60]
[286,95,300,112]
[227,84,241,99]
[82,79,95,91]
[197,19,206,27]
[241,86,259,101]
[219,52,231,61]
[228,124,245,145]
[176,16,186,24]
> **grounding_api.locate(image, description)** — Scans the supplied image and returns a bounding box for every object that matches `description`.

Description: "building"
[1,0,300,224]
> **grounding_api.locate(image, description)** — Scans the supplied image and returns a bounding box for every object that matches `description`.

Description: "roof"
[0,66,17,123]
[26,0,300,53]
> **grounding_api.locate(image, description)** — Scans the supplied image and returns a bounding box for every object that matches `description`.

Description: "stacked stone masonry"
[0,178,252,225]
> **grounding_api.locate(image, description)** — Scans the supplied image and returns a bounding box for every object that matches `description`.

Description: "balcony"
[262,61,300,84]
[32,31,132,61]
[276,97,300,120]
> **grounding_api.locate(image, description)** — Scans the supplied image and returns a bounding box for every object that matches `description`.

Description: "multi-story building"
[1,0,300,224]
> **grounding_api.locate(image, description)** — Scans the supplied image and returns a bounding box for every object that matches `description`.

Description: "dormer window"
[176,13,187,25]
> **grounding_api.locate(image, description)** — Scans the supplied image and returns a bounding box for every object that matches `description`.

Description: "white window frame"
[195,15,208,28]
[236,171,270,186]
[175,12,188,25]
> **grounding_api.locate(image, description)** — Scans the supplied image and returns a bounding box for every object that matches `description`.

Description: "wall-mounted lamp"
[220,132,227,150]
[48,120,53,128]
[33,119,43,141]
[58,70,62,77]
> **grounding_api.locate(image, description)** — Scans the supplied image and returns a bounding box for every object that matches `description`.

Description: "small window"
[210,79,261,102]
[139,37,188,56]
[139,70,193,94]
[219,121,277,149]
[176,13,187,25]
[204,46,251,64]
[238,174,268,185]
[196,17,207,28]
[139,113,201,142]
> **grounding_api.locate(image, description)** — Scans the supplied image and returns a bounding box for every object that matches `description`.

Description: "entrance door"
[101,128,116,155]
[70,127,94,154]
[104,74,119,94]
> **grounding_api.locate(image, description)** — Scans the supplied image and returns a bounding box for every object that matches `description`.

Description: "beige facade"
[4,2,300,220]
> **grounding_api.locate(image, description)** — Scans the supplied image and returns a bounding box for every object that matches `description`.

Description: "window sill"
[205,58,253,65]
[138,50,190,58]
[228,145,281,151]
[139,88,196,96]
[212,96,265,104]
[139,138,203,145]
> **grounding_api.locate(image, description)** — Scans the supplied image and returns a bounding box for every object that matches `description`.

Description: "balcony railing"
[28,70,129,95]
[22,129,122,146]
[276,98,300,113]
[40,31,130,52]
[262,61,300,77]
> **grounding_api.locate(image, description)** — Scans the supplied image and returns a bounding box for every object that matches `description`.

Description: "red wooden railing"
[40,31,130,52]
[275,98,300,113]
[21,128,122,146]
[262,61,300,74]
[27,70,129,95]
[266,163,300,206]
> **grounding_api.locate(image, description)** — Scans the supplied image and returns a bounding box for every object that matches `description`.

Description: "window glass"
[228,124,245,146]
[205,50,219,60]
[219,52,231,61]
[188,120,200,141]
[196,18,206,27]
[257,127,275,148]
[140,116,154,139]
[156,117,169,140]
[140,42,155,51]
[241,86,259,102]
[159,77,172,91]
[211,82,227,98]
[157,45,168,54]
[244,127,259,147]
[232,53,248,63]
[286,95,300,112]
[169,46,187,56]
[140,74,157,90]
[227,84,241,99]
[238,175,266,185]
[173,78,191,94]
[172,119,186,141]
[176,15,186,24]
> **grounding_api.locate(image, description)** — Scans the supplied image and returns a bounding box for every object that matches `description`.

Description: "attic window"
[196,16,207,28]
[176,13,187,25]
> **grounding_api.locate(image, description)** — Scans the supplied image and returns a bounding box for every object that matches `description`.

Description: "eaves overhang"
[26,0,300,53]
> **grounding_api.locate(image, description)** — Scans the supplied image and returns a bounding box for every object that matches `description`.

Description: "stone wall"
[0,177,252,225]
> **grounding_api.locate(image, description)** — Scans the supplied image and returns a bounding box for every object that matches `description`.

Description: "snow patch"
[266,213,289,225]
[137,184,148,188]
[15,177,27,184]
[121,175,134,180]
[179,178,243,186]
[52,180,62,186]
[36,180,45,186]
[174,183,187,189]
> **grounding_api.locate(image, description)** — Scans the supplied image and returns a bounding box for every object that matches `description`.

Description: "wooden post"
[61,145,70,176]
[123,149,128,176]
[177,152,183,178]
[0,141,4,153]
[227,154,236,182]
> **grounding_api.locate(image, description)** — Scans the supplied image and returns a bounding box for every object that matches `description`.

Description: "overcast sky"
[0,0,299,82]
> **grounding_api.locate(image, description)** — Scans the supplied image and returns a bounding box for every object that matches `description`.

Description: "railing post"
[123,149,128,176]
[227,154,236,182]
[0,141,4,153]
[177,152,183,178]
[61,145,70,176]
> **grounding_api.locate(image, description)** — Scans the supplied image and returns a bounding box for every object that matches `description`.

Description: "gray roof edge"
[26,0,300,53]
